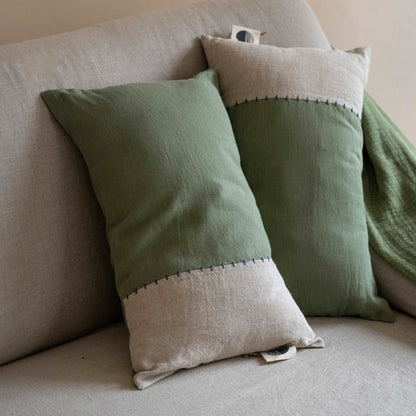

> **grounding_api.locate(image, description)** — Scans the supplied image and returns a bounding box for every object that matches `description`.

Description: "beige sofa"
[0,0,415,414]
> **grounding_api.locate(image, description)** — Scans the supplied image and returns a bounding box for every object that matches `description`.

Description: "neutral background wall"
[1,0,415,143]
[309,0,416,144]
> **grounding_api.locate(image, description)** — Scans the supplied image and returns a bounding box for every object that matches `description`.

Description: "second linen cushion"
[201,37,393,322]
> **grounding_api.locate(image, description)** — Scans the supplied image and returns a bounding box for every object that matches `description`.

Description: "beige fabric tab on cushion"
[201,36,370,115]
[123,260,323,390]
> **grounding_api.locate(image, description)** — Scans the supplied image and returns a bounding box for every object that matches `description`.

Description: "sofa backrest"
[0,0,329,365]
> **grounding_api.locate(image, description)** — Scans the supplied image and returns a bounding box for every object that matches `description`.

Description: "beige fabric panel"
[0,312,415,414]
[201,36,369,115]
[123,260,323,389]
[0,0,330,365]
[371,247,416,318]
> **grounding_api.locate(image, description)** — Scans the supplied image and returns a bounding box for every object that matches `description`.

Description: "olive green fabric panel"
[362,93,416,285]
[228,98,393,322]
[41,70,271,299]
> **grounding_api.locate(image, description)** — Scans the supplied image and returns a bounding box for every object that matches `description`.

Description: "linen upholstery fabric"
[0,312,415,416]
[362,93,416,285]
[370,247,416,317]
[41,70,322,389]
[201,37,393,321]
[0,0,330,366]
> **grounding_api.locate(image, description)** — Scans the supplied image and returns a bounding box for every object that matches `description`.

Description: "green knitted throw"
[363,93,416,285]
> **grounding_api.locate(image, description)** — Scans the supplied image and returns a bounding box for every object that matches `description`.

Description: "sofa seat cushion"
[1,312,415,415]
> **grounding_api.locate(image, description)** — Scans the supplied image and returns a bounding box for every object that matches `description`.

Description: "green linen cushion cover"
[201,37,393,322]
[41,70,323,389]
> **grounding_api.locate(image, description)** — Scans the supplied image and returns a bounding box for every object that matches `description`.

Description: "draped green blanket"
[362,93,416,285]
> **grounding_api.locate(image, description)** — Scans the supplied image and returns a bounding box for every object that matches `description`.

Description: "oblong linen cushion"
[41,70,323,389]
[201,37,393,322]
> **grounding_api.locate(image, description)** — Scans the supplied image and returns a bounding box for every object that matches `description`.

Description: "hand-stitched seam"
[124,257,272,300]
[226,96,361,118]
